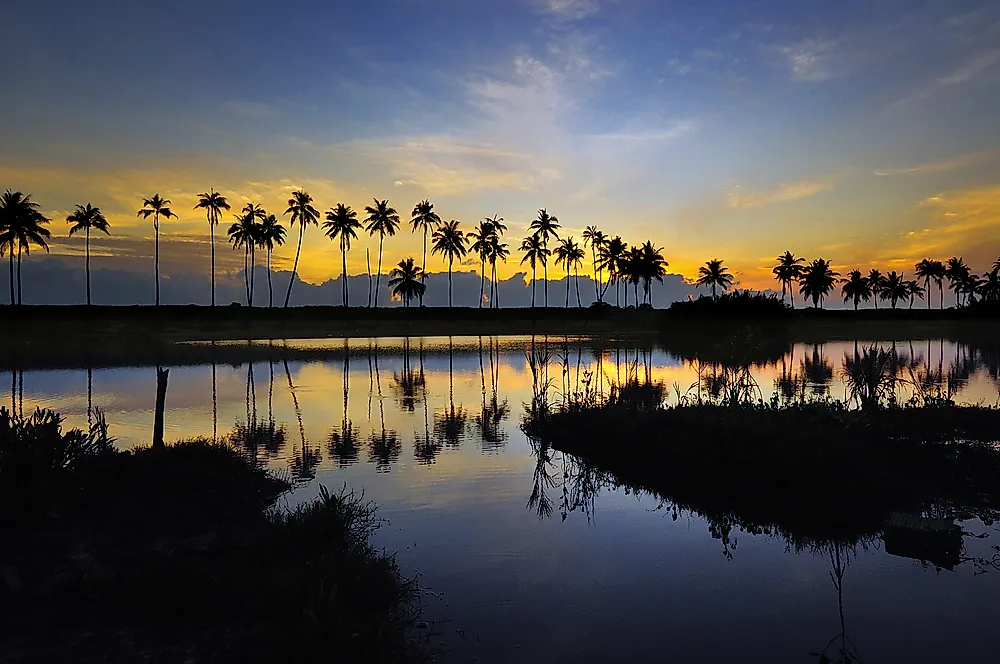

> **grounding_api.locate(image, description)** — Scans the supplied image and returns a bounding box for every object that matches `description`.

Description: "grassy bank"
[0,408,427,663]
[525,396,1000,550]
[3,303,999,369]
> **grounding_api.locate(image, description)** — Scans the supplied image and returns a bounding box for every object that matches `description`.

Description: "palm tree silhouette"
[228,206,262,306]
[431,220,468,306]
[945,256,971,307]
[488,231,510,308]
[639,241,668,306]
[622,246,643,306]
[66,203,110,306]
[772,251,805,307]
[800,258,840,308]
[410,200,441,306]
[364,199,401,307]
[282,190,319,308]
[696,259,733,300]
[136,194,175,306]
[520,233,549,308]
[529,209,561,306]
[257,213,286,308]
[323,203,362,307]
[388,257,426,307]
[905,279,924,309]
[867,269,885,309]
[840,269,870,311]
[597,235,626,306]
[582,225,606,302]
[194,189,230,307]
[468,218,497,308]
[879,271,908,309]
[980,268,1000,302]
[553,236,585,307]
[914,259,939,311]
[0,191,51,305]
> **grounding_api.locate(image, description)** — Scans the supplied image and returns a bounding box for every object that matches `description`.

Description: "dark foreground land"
[3,302,999,369]
[0,409,428,664]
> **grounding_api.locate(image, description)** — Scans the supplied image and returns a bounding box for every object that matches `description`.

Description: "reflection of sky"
[5,335,1000,661]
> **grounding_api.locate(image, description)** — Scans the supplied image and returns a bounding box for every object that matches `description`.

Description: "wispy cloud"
[726,170,851,210]
[589,121,700,142]
[532,0,601,19]
[888,49,1000,111]
[874,149,1000,176]
[779,39,841,82]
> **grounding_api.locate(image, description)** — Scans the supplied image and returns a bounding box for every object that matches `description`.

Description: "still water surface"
[6,336,1000,663]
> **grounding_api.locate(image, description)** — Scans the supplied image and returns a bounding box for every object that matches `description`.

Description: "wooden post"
[153,366,169,449]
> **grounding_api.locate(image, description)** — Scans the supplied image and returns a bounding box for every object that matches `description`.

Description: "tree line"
[2,187,998,308]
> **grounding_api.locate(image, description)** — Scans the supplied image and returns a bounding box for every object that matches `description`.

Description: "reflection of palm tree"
[87,367,94,427]
[802,344,834,396]
[284,359,318,482]
[414,340,441,464]
[434,338,468,447]
[811,544,862,663]
[329,341,361,467]
[392,338,425,412]
[368,341,400,472]
[476,337,510,452]
[527,438,557,519]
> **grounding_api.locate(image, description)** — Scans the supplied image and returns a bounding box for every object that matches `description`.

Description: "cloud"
[874,149,1000,176]
[589,121,700,142]
[532,0,601,19]
[888,49,1000,111]
[726,170,850,210]
[779,39,841,82]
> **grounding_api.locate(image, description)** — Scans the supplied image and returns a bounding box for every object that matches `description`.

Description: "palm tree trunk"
[925,277,930,310]
[565,264,570,307]
[492,261,499,308]
[8,251,13,305]
[283,225,304,308]
[211,220,216,307]
[249,247,256,307]
[576,266,582,307]
[154,212,159,306]
[592,248,599,302]
[16,245,22,306]
[531,265,536,307]
[420,228,427,307]
[448,257,453,307]
[375,235,384,307]
[366,249,372,308]
[543,255,549,307]
[479,256,485,308]
[267,248,273,308]
[86,226,91,306]
[342,241,349,307]
[243,246,249,305]
[789,282,795,308]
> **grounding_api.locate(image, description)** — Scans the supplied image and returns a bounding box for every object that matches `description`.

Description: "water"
[5,335,1000,663]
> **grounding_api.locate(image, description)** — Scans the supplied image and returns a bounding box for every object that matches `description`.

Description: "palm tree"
[66,203,110,306]
[696,259,734,300]
[979,268,1000,302]
[431,220,468,307]
[945,256,971,307]
[0,191,50,305]
[800,258,840,308]
[639,241,668,306]
[410,200,441,306]
[553,236,585,307]
[772,251,805,307]
[867,269,886,310]
[914,259,939,311]
[194,189,231,306]
[228,208,261,307]
[468,218,497,308]
[879,271,908,309]
[488,234,510,308]
[388,257,426,307]
[283,190,320,308]
[619,246,643,306]
[582,226,606,302]
[958,271,983,306]
[840,269,870,311]
[520,234,548,308]
[257,214,286,308]
[905,279,925,309]
[323,203,362,307]
[136,194,176,306]
[528,209,561,306]
[597,236,626,306]
[364,199,401,308]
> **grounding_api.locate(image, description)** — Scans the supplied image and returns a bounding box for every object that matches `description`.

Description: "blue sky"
[2,0,999,287]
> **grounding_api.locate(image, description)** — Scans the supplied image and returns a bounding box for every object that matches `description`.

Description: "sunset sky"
[3,0,999,290]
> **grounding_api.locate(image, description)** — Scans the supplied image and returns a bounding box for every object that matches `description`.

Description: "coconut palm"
[257,214,286,308]
[283,190,320,308]
[228,207,263,306]
[905,279,925,309]
[528,209,560,306]
[800,258,840,308]
[388,257,426,307]
[468,218,497,308]
[520,233,549,308]
[958,271,983,306]
[553,236,585,307]
[639,241,668,306]
[980,269,1000,302]
[620,246,643,306]
[431,220,468,307]
[0,190,50,305]
[488,234,510,308]
[597,235,627,306]
[364,199,401,308]
[582,225,606,302]
[840,269,870,311]
[879,271,908,309]
[194,189,231,306]
[945,256,971,307]
[696,259,733,300]
[410,200,442,306]
[772,251,805,307]
[323,203,362,307]
[136,194,176,306]
[867,269,886,310]
[914,259,939,311]
[66,203,110,306]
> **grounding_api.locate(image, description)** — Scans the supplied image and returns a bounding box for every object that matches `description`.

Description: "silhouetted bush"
[667,290,791,318]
